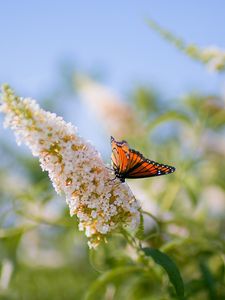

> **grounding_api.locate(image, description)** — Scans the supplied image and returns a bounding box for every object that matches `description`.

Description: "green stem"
[140,209,161,224]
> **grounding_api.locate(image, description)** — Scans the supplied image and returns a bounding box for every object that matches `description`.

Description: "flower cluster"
[200,46,225,72]
[0,85,140,248]
[75,75,142,140]
[186,45,225,72]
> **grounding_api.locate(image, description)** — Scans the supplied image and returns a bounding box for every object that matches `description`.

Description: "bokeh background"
[0,1,225,299]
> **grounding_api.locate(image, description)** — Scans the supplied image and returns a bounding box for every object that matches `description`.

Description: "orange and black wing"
[111,136,130,174]
[124,149,175,179]
[111,136,175,180]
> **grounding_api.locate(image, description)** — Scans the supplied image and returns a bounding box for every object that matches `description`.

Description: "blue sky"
[1,1,225,99]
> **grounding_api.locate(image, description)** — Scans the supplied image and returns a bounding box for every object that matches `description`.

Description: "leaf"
[199,261,217,300]
[0,225,36,239]
[147,111,191,132]
[84,266,142,300]
[142,247,185,299]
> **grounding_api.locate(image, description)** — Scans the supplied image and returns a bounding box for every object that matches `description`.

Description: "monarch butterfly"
[111,136,175,182]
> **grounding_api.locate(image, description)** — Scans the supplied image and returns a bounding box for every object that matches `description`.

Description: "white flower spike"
[0,85,140,248]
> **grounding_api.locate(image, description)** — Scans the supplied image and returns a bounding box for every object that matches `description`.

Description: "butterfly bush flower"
[200,46,225,72]
[0,85,140,248]
[147,19,225,72]
[186,45,225,72]
[75,75,142,140]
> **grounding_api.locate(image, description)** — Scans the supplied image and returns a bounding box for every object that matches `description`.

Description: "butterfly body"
[111,136,175,182]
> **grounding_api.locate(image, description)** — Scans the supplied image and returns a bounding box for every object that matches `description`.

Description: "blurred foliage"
[147,18,225,72]
[1,44,225,300]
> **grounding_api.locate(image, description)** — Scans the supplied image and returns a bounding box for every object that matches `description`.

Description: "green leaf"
[199,261,217,300]
[147,111,191,132]
[142,247,185,299]
[84,266,142,300]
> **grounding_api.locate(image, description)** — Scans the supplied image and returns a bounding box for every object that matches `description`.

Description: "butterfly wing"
[125,149,175,178]
[111,136,130,174]
[111,136,175,180]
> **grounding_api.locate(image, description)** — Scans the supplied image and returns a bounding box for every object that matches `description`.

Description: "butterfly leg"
[106,177,122,189]
[109,176,117,182]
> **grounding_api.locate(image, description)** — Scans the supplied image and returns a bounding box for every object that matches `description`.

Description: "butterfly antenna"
[106,166,114,171]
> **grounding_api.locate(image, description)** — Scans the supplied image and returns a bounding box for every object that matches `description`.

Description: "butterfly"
[111,136,175,182]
